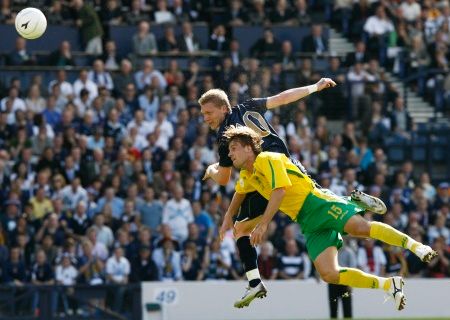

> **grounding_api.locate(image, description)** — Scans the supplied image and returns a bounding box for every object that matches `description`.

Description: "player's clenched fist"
[202,163,218,181]
[316,78,337,91]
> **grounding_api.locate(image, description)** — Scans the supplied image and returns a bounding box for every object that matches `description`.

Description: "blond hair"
[198,89,231,111]
[223,125,263,154]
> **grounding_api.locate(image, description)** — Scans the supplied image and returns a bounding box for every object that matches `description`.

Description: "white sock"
[246,268,261,282]
[406,237,418,250]
[378,277,389,291]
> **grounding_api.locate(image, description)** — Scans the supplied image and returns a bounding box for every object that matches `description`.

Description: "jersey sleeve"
[256,154,292,190]
[218,138,233,167]
[235,175,256,194]
[241,98,267,114]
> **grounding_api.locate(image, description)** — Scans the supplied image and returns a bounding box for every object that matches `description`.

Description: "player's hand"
[202,163,218,181]
[316,78,337,91]
[219,215,233,241]
[250,223,268,246]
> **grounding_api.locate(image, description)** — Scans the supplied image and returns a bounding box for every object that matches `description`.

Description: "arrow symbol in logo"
[21,21,30,29]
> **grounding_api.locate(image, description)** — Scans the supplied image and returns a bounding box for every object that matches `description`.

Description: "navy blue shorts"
[235,191,268,222]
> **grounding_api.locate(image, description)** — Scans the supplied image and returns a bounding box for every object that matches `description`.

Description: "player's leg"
[234,215,263,287]
[297,191,406,311]
[341,285,352,318]
[313,242,406,311]
[291,156,386,215]
[343,214,438,263]
[233,192,268,308]
[327,283,340,318]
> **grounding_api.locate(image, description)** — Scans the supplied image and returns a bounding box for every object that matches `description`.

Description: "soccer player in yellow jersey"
[223,125,438,311]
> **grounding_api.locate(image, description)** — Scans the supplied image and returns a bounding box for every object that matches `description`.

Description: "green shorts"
[296,188,365,262]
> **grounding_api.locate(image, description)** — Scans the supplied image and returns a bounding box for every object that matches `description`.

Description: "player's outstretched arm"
[250,187,286,246]
[203,162,232,185]
[220,192,246,241]
[266,77,336,110]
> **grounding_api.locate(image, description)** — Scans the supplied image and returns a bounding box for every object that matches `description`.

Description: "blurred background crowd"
[0,1,448,315]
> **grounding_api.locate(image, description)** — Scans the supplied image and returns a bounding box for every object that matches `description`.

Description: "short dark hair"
[223,125,262,154]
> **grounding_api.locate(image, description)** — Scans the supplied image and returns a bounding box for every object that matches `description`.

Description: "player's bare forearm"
[266,78,336,109]
[250,188,286,245]
[260,188,286,226]
[203,163,232,185]
[226,192,246,219]
[220,192,245,241]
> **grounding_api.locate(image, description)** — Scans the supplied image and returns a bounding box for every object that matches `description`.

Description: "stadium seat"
[411,134,428,162]
[110,24,209,58]
[232,26,325,56]
[430,136,448,163]
[384,136,408,163]
[0,25,80,52]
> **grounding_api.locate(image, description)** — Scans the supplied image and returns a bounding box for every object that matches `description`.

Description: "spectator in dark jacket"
[7,37,36,66]
[208,24,229,52]
[73,0,104,54]
[250,28,281,59]
[301,24,328,54]
[48,41,76,67]
[130,245,159,282]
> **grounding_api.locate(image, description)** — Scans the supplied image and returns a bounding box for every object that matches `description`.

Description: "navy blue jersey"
[217,98,290,167]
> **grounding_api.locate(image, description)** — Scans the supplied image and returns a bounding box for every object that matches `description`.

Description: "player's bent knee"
[319,269,340,284]
[234,217,261,237]
[345,216,371,237]
[355,221,371,237]
[234,224,251,239]
[234,231,250,239]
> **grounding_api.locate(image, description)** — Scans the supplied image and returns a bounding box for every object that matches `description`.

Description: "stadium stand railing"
[0,284,141,320]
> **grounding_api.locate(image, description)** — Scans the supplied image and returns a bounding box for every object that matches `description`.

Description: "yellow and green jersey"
[235,152,315,220]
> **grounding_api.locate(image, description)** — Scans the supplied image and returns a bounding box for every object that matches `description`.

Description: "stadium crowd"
[0,1,448,315]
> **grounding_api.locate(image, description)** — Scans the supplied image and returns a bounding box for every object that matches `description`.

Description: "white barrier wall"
[142,279,450,320]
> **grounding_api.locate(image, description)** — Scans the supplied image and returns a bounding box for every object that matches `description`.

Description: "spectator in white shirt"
[188,135,216,164]
[148,110,174,151]
[106,246,131,312]
[357,239,387,276]
[363,6,394,65]
[0,87,26,114]
[87,227,109,261]
[127,109,153,140]
[138,85,160,122]
[134,59,167,91]
[106,246,130,284]
[127,126,149,151]
[25,84,46,114]
[364,6,395,37]
[154,0,176,24]
[73,69,98,102]
[93,213,114,248]
[73,88,91,118]
[162,185,194,243]
[60,177,88,211]
[399,0,421,23]
[88,59,114,91]
[48,70,74,99]
[55,253,78,314]
[346,62,376,118]
[152,237,182,280]
[56,254,78,285]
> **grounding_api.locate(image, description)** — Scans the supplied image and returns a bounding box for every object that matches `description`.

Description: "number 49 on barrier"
[154,288,179,305]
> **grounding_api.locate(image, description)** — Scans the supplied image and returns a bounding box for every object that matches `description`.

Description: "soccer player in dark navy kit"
[199,78,387,308]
